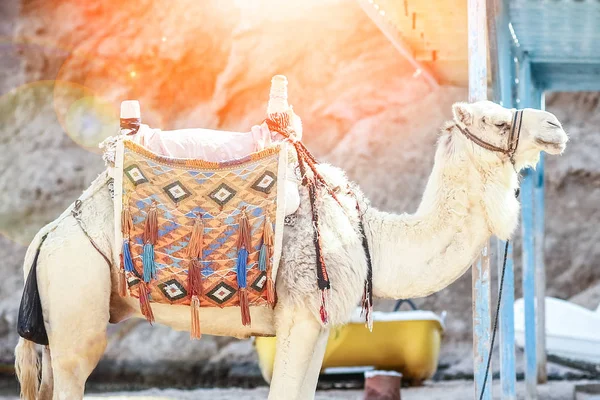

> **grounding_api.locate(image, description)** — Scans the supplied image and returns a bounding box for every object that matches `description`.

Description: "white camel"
[14,98,567,400]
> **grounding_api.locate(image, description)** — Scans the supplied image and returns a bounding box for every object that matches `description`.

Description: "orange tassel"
[188,259,203,297]
[239,288,251,326]
[190,295,202,339]
[236,209,252,250]
[266,276,276,307]
[187,216,204,259]
[121,206,133,237]
[118,269,128,297]
[118,254,128,297]
[262,215,274,247]
[143,203,158,245]
[138,281,155,324]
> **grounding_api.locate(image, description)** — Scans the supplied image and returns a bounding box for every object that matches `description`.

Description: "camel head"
[450,100,568,169]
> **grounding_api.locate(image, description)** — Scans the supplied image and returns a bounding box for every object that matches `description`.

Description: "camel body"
[14,100,568,400]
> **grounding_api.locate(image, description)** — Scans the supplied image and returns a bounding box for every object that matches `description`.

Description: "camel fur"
[14,101,568,400]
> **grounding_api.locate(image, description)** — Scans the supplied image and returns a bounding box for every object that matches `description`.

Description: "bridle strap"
[456,109,524,166]
[457,124,510,154]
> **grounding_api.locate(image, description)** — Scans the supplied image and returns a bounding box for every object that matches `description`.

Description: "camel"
[14,94,568,400]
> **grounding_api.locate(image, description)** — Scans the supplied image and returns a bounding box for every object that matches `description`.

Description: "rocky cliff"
[1,0,598,385]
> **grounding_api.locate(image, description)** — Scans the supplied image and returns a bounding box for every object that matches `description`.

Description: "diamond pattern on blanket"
[158,279,188,301]
[118,140,283,310]
[208,183,237,207]
[251,171,277,194]
[206,281,236,305]
[163,181,192,204]
[251,271,267,293]
[124,164,149,186]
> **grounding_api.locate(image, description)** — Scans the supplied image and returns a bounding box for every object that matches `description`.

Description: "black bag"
[17,237,49,345]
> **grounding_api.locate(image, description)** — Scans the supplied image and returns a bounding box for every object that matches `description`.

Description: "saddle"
[102,76,370,338]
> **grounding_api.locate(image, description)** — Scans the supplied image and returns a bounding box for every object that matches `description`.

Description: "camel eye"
[495,122,507,128]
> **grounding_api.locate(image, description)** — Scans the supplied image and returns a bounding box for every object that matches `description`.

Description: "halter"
[456,109,524,167]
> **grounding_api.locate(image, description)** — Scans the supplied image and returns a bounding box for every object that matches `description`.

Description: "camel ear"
[452,103,474,126]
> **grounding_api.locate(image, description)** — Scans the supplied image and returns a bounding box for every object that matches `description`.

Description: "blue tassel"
[258,244,268,272]
[236,247,249,288]
[143,243,156,282]
[123,239,134,273]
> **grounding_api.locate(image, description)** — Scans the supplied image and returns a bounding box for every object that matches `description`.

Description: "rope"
[478,239,510,400]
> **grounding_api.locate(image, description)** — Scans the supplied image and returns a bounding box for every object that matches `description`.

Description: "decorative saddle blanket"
[113,139,287,337]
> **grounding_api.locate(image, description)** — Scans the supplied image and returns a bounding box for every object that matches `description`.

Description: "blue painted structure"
[483,0,599,398]
[488,1,517,397]
[468,1,492,398]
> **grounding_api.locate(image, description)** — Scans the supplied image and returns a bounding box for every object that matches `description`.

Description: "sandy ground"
[2,380,599,400]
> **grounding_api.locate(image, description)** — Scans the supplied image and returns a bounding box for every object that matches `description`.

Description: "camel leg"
[268,304,324,400]
[38,224,111,400]
[297,327,329,400]
[38,346,53,400]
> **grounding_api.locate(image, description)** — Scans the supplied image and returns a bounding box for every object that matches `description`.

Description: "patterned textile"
[113,140,287,325]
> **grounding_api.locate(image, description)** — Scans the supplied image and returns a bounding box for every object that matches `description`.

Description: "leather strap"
[456,109,524,166]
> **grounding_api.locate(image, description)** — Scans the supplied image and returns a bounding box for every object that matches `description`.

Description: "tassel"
[239,288,251,326]
[258,244,269,272]
[142,243,156,282]
[138,281,155,324]
[188,259,203,297]
[258,215,274,272]
[319,289,329,325]
[143,202,158,245]
[266,276,276,307]
[118,269,128,297]
[121,206,133,237]
[236,209,252,250]
[235,210,252,326]
[262,215,274,247]
[122,239,135,272]
[236,247,249,288]
[187,216,204,259]
[190,295,202,339]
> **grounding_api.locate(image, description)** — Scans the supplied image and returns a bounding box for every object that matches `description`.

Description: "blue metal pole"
[519,53,537,400]
[498,240,516,397]
[493,1,517,398]
[533,89,547,384]
[468,0,491,398]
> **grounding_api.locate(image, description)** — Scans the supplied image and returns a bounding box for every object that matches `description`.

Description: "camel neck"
[363,133,519,300]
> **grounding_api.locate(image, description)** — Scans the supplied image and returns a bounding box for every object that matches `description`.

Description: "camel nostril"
[547,120,561,129]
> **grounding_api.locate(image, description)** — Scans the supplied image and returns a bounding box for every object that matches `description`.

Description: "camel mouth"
[535,137,567,154]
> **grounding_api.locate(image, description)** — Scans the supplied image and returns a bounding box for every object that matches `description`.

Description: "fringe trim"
[236,210,252,250]
[258,244,269,272]
[187,216,204,259]
[262,215,274,247]
[139,281,155,324]
[123,139,281,169]
[121,206,133,237]
[188,259,203,297]
[118,268,128,297]
[239,288,251,326]
[262,215,275,305]
[122,239,134,272]
[142,243,156,282]
[190,295,201,339]
[319,289,329,325]
[143,203,158,245]
[236,248,249,288]
[266,276,276,307]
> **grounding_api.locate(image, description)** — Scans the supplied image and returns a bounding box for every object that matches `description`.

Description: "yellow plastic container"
[255,310,445,384]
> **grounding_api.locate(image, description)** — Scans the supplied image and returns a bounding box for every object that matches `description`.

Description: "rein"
[457,110,524,399]
[456,109,524,167]
[265,114,374,328]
